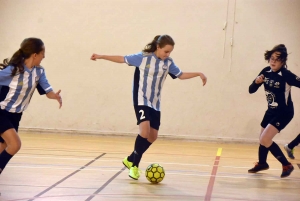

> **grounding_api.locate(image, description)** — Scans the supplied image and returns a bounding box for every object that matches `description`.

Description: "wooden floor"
[0,133,299,201]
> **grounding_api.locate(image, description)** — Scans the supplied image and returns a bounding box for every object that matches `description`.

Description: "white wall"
[0,0,299,143]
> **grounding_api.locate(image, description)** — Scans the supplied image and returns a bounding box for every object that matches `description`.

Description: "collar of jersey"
[152,53,163,61]
[24,64,36,73]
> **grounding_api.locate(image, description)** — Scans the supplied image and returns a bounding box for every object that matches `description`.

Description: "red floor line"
[205,156,220,201]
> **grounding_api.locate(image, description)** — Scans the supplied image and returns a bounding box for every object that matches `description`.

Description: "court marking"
[85,166,126,201]
[5,193,266,201]
[205,148,222,201]
[27,153,106,201]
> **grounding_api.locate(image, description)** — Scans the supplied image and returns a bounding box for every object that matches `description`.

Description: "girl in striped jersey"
[0,38,62,175]
[91,35,207,180]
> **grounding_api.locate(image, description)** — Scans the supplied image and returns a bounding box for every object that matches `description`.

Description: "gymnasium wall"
[0,0,299,143]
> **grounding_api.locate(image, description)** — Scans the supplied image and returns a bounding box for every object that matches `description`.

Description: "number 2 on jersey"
[139,110,145,120]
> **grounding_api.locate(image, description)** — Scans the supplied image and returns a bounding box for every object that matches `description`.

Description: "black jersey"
[249,66,300,113]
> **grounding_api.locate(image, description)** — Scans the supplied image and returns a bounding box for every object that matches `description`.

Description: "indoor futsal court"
[0,133,299,201]
[0,0,300,201]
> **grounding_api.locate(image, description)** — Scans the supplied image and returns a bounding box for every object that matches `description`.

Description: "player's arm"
[90,54,125,63]
[168,62,207,86]
[249,68,267,94]
[38,68,62,108]
[284,70,300,88]
[178,72,207,86]
[46,90,62,108]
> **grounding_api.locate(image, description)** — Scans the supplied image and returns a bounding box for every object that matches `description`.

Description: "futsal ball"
[145,163,165,183]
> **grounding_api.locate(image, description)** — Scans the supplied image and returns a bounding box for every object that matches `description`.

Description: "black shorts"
[261,110,294,132]
[134,105,161,130]
[0,109,23,143]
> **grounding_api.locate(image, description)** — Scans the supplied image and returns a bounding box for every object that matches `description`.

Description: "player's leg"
[263,112,294,177]
[0,129,21,174]
[249,112,271,173]
[0,109,23,174]
[0,137,7,153]
[128,120,151,180]
[248,127,270,173]
[128,107,160,180]
[284,134,300,159]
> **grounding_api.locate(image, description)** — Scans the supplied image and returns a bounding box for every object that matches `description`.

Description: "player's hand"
[55,90,62,109]
[90,54,102,61]
[255,74,264,84]
[199,73,207,86]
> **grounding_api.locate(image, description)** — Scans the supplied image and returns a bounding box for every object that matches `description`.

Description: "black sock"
[0,150,13,174]
[288,134,300,149]
[132,135,151,167]
[128,135,152,163]
[258,144,269,164]
[128,135,139,162]
[268,142,290,166]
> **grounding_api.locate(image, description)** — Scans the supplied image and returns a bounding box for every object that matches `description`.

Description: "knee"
[140,130,151,138]
[259,137,271,147]
[9,140,21,155]
[150,135,158,142]
[0,142,7,153]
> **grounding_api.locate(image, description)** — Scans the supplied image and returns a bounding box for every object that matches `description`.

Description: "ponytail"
[142,35,175,53]
[0,38,44,76]
[143,35,161,53]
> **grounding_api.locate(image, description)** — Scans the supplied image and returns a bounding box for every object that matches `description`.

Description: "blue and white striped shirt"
[0,65,53,113]
[124,52,182,111]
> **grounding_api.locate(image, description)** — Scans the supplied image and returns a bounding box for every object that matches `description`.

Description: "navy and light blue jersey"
[0,65,52,113]
[124,52,182,111]
[249,66,300,113]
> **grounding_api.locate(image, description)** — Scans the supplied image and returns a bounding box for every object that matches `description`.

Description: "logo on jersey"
[162,65,168,70]
[274,82,280,88]
[276,122,280,126]
[264,77,269,84]
[269,80,274,87]
[145,64,150,68]
[18,81,23,86]
[296,76,300,81]
[265,90,278,108]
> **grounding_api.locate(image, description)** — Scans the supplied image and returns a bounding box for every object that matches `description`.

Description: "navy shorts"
[0,109,23,143]
[134,105,161,130]
[261,110,294,132]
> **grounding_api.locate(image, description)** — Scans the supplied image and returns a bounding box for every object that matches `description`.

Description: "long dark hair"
[143,35,175,53]
[0,38,44,76]
[264,44,288,68]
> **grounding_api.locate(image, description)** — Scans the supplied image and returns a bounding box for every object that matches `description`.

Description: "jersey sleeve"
[249,67,267,94]
[168,61,182,77]
[0,66,13,86]
[168,73,177,79]
[36,84,46,95]
[124,52,143,67]
[38,68,53,93]
[284,70,300,88]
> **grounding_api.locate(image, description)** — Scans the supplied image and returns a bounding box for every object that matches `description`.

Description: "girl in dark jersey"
[248,44,300,178]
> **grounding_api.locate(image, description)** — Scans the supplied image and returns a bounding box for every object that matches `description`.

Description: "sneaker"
[122,157,133,169]
[281,164,294,178]
[248,162,269,173]
[129,166,141,180]
[284,144,295,159]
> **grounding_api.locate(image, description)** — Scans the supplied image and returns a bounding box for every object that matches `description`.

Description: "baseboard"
[18,127,287,145]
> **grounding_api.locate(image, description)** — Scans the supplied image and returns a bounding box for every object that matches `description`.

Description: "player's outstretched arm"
[46,90,62,109]
[90,54,125,63]
[178,72,207,86]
